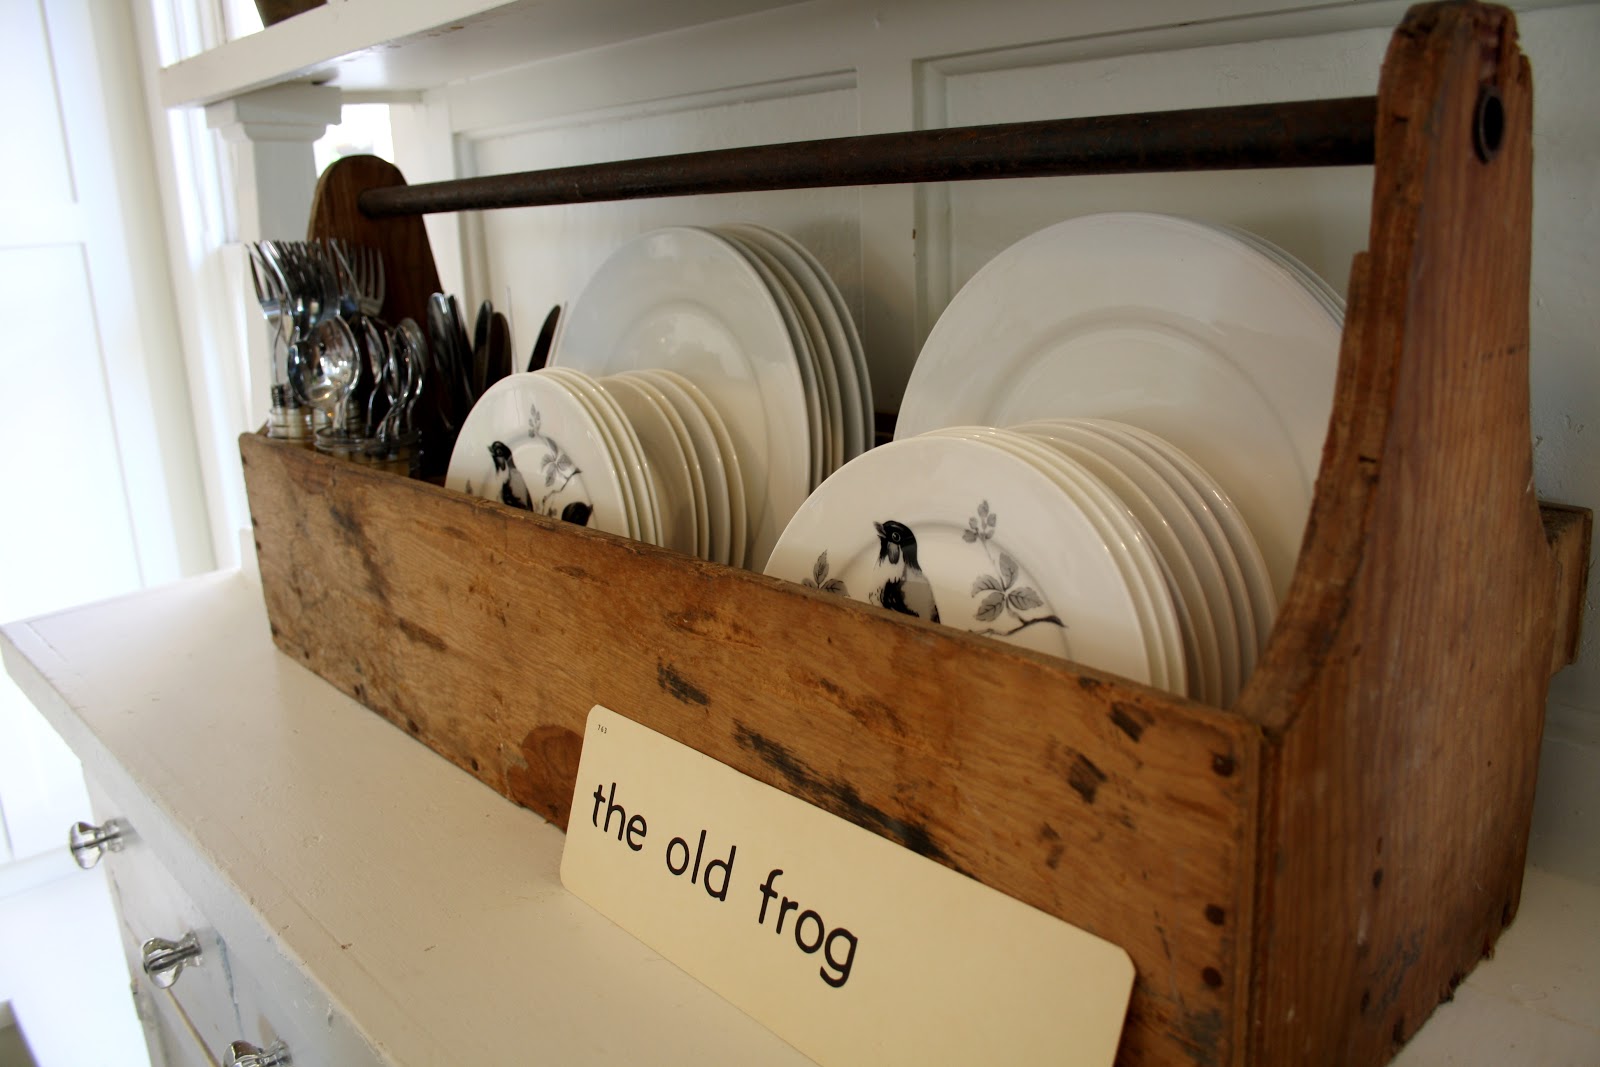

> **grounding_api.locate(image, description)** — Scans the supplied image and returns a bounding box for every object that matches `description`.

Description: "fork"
[247,244,303,422]
[342,241,386,319]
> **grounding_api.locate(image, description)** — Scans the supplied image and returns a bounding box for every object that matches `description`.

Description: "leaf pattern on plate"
[965,502,1065,638]
[524,400,582,495]
[802,549,849,596]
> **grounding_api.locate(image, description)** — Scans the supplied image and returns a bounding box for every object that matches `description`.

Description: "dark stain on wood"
[815,674,907,738]
[505,725,584,829]
[1038,823,1065,870]
[1067,753,1108,805]
[1211,753,1236,777]
[1110,702,1150,742]
[1205,904,1226,926]
[1180,1006,1223,1067]
[328,499,392,603]
[658,661,709,706]
[398,617,448,653]
[733,722,950,863]
[1374,929,1425,1015]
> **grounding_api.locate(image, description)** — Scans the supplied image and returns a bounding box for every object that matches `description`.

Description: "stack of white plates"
[444,367,752,566]
[764,212,1342,699]
[550,225,874,569]
[765,420,1270,701]
[895,212,1343,659]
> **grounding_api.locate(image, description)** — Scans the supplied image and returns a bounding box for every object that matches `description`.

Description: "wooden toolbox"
[242,4,1591,1063]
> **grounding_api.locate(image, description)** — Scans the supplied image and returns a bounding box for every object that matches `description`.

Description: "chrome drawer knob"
[227,1040,291,1066]
[67,819,127,869]
[140,931,202,988]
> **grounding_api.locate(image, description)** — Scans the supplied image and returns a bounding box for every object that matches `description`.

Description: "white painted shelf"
[158,0,807,108]
[3,571,1596,1063]
[0,570,812,1065]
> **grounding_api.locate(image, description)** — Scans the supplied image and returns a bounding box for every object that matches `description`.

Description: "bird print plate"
[445,371,629,536]
[931,426,1186,696]
[897,212,1342,603]
[763,435,1153,684]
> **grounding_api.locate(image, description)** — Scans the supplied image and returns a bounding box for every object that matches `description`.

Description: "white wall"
[0,0,208,1061]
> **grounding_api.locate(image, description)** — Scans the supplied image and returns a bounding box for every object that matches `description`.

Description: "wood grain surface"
[1234,4,1575,1063]
[247,4,1592,1064]
[306,154,441,329]
[242,431,1260,1066]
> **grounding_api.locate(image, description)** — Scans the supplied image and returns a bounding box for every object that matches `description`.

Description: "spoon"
[303,315,361,439]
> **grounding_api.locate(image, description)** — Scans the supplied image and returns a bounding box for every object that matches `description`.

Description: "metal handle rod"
[360,96,1376,219]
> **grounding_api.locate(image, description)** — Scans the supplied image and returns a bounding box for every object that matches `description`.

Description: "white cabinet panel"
[0,1,73,203]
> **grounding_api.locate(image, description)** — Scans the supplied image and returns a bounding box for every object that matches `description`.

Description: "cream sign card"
[560,705,1135,1066]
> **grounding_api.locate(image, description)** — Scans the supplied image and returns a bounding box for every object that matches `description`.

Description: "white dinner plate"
[1015,420,1222,703]
[548,367,665,548]
[1217,223,1346,320]
[736,223,873,457]
[599,375,698,556]
[1016,417,1240,704]
[898,212,1340,603]
[721,224,856,465]
[551,226,809,569]
[1094,420,1276,659]
[446,371,629,537]
[615,372,713,562]
[764,434,1154,684]
[627,369,744,568]
[539,368,645,542]
[1069,418,1267,677]
[712,226,830,486]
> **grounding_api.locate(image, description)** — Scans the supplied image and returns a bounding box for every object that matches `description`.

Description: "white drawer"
[110,909,220,1067]
[88,781,244,1062]
[86,777,386,1067]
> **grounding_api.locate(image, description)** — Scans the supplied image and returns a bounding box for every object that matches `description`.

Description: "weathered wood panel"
[1235,5,1571,1063]
[242,431,1259,1067]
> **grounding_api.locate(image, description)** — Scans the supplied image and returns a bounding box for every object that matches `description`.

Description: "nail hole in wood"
[1202,966,1223,988]
[1474,85,1504,163]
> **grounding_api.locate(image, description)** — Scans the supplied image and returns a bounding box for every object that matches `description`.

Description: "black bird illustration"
[870,520,939,622]
[560,501,593,527]
[488,441,533,511]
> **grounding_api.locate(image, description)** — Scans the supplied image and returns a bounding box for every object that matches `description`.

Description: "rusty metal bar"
[360,96,1377,218]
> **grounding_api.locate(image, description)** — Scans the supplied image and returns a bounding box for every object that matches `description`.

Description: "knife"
[528,304,560,372]
[486,311,513,393]
[471,299,491,403]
